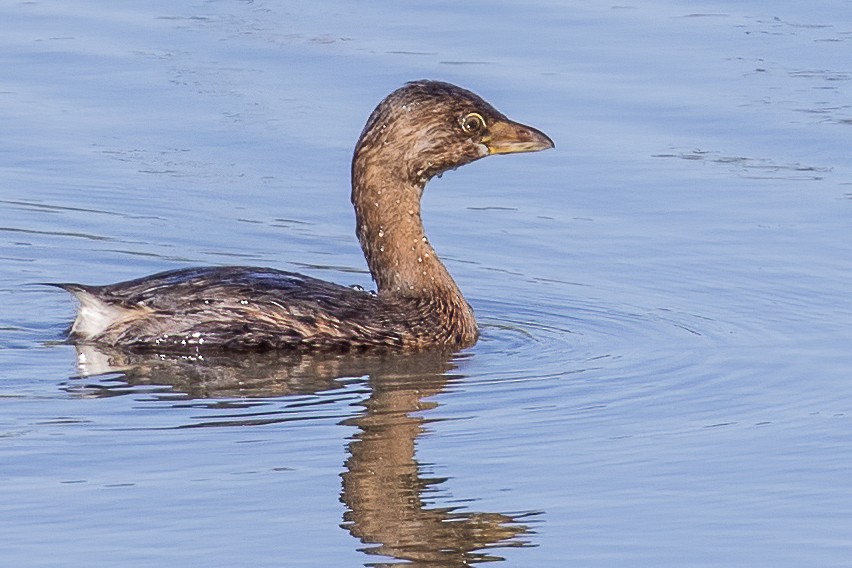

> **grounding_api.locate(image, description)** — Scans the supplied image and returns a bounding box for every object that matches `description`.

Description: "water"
[2,1,852,566]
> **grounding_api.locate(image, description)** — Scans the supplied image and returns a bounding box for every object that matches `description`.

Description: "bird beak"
[483,119,555,155]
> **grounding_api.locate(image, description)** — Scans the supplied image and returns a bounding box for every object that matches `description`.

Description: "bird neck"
[351,159,464,303]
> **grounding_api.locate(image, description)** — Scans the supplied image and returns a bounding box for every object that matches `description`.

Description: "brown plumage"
[54,80,553,352]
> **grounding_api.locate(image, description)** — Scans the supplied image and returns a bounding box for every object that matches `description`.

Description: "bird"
[53,80,554,353]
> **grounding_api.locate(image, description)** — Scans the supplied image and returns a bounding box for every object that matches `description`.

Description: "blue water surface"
[1,1,851,566]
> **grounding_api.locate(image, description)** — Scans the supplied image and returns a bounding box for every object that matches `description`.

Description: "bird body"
[55,266,472,351]
[56,81,553,352]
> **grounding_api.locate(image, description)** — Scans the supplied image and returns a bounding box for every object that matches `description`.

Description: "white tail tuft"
[67,289,135,340]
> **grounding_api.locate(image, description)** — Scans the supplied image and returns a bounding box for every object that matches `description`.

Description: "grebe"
[55,81,553,352]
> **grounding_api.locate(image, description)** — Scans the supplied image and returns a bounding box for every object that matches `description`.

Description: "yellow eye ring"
[460,112,486,134]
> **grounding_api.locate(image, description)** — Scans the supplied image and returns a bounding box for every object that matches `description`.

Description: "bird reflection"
[66,345,537,565]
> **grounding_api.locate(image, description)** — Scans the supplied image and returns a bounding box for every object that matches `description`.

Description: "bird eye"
[460,112,485,134]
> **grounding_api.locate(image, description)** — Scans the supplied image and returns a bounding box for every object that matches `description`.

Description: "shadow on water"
[62,345,539,566]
